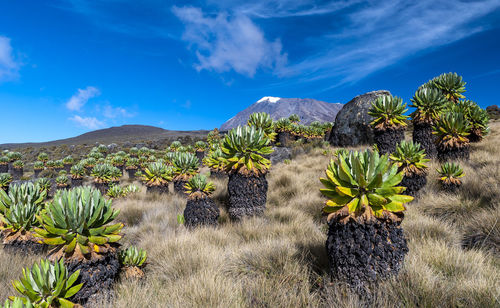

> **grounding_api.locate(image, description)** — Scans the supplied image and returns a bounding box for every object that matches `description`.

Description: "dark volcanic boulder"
[270,147,291,164]
[330,90,391,147]
[486,105,500,120]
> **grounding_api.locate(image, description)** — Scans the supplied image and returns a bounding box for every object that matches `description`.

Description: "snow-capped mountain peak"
[257,96,281,103]
[220,97,343,130]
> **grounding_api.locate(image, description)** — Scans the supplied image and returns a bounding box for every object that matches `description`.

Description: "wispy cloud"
[69,115,105,129]
[66,86,100,111]
[172,6,287,77]
[279,0,500,88]
[0,35,21,82]
[102,104,134,118]
[210,0,362,18]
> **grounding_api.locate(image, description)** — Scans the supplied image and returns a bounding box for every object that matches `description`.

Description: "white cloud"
[66,86,101,111]
[102,104,134,118]
[0,35,21,82]
[69,115,105,129]
[172,6,287,77]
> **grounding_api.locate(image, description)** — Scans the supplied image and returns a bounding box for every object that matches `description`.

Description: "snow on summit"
[257,96,281,103]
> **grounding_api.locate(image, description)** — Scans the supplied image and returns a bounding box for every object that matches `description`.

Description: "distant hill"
[220,97,343,130]
[0,125,209,149]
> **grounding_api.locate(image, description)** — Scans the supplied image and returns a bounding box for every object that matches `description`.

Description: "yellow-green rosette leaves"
[320,150,413,221]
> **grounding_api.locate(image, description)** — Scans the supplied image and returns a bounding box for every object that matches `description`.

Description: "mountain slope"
[220,97,343,130]
[0,125,209,149]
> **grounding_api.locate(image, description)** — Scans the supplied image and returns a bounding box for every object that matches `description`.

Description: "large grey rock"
[329,90,391,147]
[270,147,291,164]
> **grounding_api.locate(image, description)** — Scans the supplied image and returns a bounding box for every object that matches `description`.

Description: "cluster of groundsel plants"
[437,162,465,189]
[320,150,413,222]
[368,95,408,130]
[107,184,140,199]
[35,187,123,260]
[389,141,430,176]
[221,126,273,175]
[118,246,147,279]
[7,259,82,308]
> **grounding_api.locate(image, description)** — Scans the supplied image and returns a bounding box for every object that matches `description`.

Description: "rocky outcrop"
[486,105,500,120]
[329,90,391,147]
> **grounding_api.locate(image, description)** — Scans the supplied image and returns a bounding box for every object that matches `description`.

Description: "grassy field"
[1,122,499,307]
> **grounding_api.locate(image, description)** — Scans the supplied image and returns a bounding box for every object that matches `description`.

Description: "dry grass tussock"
[1,123,500,307]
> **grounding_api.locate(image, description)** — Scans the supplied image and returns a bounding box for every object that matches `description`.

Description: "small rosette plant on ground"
[9,259,82,308]
[437,162,465,193]
[183,174,219,228]
[368,95,408,154]
[0,173,13,192]
[390,141,430,197]
[70,164,85,187]
[320,150,413,291]
[118,246,147,279]
[34,187,123,304]
[222,126,273,220]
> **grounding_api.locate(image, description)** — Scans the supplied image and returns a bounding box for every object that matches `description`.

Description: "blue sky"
[0,0,499,143]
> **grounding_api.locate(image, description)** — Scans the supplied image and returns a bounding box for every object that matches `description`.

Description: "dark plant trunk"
[34,169,42,178]
[64,164,72,172]
[400,172,427,198]
[94,182,110,195]
[277,132,294,147]
[196,151,205,164]
[66,252,120,305]
[326,217,408,293]
[412,122,437,158]
[173,179,188,195]
[373,128,405,155]
[2,239,48,255]
[117,165,124,176]
[126,169,137,179]
[184,197,220,228]
[71,178,83,187]
[227,173,268,221]
[57,184,69,191]
[12,168,23,180]
[0,164,7,173]
[468,131,482,143]
[441,182,461,193]
[146,185,169,194]
[437,145,470,162]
